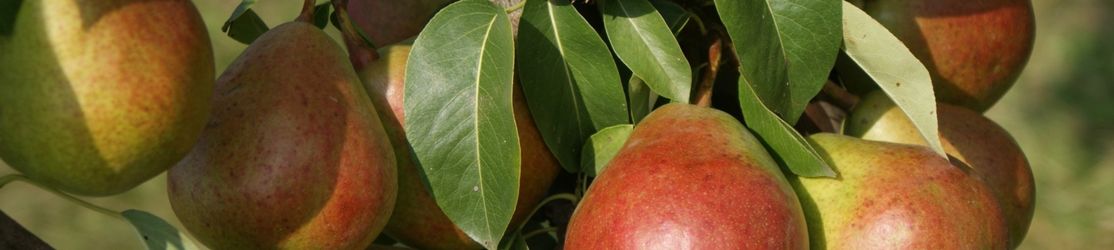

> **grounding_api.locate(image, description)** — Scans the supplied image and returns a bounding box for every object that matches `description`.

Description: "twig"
[694,34,723,107]
[333,0,380,69]
[296,0,317,23]
[820,80,860,111]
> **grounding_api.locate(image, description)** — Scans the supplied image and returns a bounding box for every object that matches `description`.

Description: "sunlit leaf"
[601,0,692,103]
[581,124,635,176]
[840,1,944,156]
[121,210,200,250]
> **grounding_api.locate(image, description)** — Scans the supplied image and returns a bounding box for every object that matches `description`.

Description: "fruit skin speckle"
[565,103,809,250]
[167,22,396,250]
[792,134,1008,250]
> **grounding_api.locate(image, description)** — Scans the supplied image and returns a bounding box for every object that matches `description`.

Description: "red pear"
[846,91,1035,247]
[167,22,396,249]
[565,103,809,249]
[792,133,1008,249]
[863,0,1035,111]
[346,0,450,46]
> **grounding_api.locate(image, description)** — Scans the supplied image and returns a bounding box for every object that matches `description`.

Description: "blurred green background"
[2,0,1111,249]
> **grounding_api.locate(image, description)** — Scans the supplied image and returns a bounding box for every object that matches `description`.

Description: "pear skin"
[346,0,450,46]
[564,103,809,249]
[356,44,561,249]
[863,0,1035,111]
[846,91,1034,247]
[0,0,213,196]
[793,133,1008,249]
[167,22,396,249]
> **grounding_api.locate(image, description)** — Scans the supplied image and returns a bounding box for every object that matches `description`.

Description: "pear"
[355,44,561,249]
[792,133,1008,249]
[346,0,451,46]
[862,0,1035,111]
[845,91,1034,247]
[564,103,808,249]
[167,21,396,249]
[0,0,213,196]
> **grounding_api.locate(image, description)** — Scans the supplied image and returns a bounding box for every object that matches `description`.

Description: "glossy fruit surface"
[793,133,1008,249]
[864,0,1035,111]
[0,0,213,196]
[167,22,396,249]
[565,103,808,249]
[846,91,1034,247]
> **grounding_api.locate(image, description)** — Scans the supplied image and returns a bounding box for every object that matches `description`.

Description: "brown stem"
[334,0,380,69]
[693,34,723,108]
[296,0,316,23]
[821,80,860,111]
[1,210,52,249]
[801,101,837,134]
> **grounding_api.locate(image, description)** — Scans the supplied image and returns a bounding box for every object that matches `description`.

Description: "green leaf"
[840,1,944,156]
[517,0,630,173]
[627,77,657,124]
[581,124,635,176]
[715,0,842,122]
[648,0,690,35]
[221,8,269,45]
[600,0,692,103]
[624,1,686,124]
[738,78,835,177]
[121,210,199,250]
[313,3,331,29]
[403,0,518,248]
[220,0,257,30]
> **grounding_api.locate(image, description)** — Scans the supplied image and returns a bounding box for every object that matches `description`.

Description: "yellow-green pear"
[0,0,213,196]
[846,91,1035,247]
[793,133,1008,249]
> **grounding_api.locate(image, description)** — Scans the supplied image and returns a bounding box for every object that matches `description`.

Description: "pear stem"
[333,0,380,69]
[693,34,722,108]
[821,80,860,111]
[0,174,123,220]
[296,0,317,23]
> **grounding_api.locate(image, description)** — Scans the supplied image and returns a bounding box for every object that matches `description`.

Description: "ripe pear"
[346,0,451,46]
[564,103,808,249]
[845,91,1034,247]
[167,22,396,249]
[862,0,1035,111]
[0,0,213,196]
[355,44,561,249]
[792,133,1008,249]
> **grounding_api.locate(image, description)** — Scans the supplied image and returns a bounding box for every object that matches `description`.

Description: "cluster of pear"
[563,97,1032,249]
[0,0,559,249]
[0,0,1036,249]
[562,0,1035,249]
